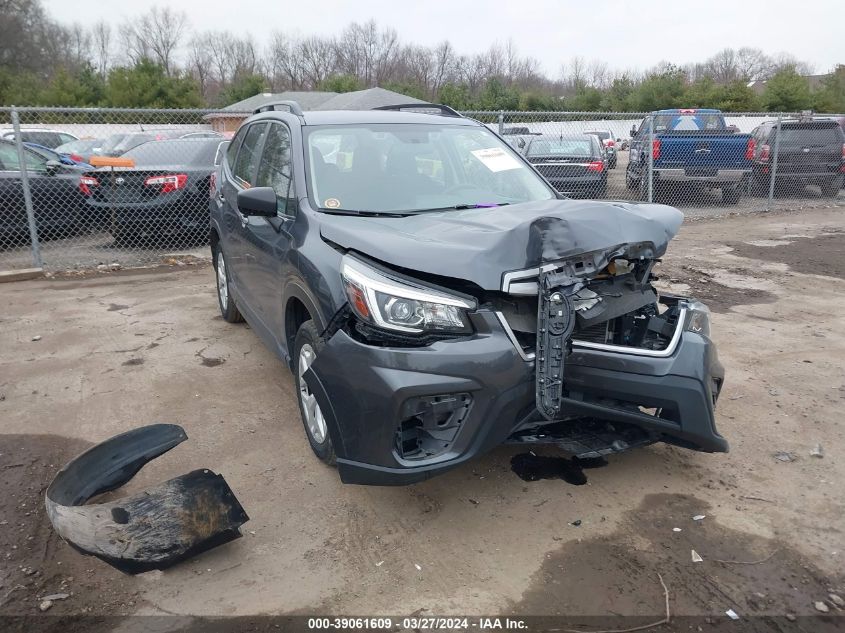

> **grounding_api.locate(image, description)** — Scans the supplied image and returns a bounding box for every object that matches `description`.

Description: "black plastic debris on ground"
[510,453,608,485]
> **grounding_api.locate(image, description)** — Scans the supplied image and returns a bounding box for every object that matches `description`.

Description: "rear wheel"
[722,186,741,205]
[293,320,336,466]
[215,247,243,323]
[751,175,769,197]
[625,166,638,191]
[111,226,137,247]
[820,177,843,198]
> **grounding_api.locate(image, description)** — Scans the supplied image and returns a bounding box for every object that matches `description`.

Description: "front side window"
[255,123,295,215]
[304,123,554,213]
[233,123,268,187]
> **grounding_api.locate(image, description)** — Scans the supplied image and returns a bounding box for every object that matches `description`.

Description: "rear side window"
[233,123,268,186]
[255,123,295,215]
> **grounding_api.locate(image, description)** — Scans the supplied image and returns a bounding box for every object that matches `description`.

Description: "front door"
[239,121,297,345]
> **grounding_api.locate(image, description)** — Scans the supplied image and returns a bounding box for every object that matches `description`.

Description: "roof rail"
[253,100,304,116]
[372,103,463,118]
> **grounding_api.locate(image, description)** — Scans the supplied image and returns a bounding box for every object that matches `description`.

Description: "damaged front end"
[308,200,727,485]
[495,243,724,458]
[45,424,249,574]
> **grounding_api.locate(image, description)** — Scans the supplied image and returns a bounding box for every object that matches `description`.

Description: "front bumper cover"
[306,310,726,486]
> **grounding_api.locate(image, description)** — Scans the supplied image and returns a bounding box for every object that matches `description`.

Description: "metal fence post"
[766,114,782,211]
[11,106,43,269]
[498,110,504,135]
[647,112,655,203]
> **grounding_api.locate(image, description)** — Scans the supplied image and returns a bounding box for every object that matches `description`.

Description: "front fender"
[45,424,249,574]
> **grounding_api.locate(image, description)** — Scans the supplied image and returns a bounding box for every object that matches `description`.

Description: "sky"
[45,0,844,77]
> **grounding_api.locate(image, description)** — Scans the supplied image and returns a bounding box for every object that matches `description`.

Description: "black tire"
[111,226,137,247]
[722,186,741,205]
[820,177,843,198]
[214,246,244,323]
[751,175,769,197]
[293,320,337,466]
[625,166,638,191]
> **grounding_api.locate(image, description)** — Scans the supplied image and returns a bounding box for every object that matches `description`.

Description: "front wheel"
[293,320,336,466]
[215,247,244,323]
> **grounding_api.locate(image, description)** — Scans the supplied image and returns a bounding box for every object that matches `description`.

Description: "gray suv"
[210,102,727,485]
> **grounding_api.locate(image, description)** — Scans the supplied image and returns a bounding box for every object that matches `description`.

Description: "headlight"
[341,255,475,334]
[683,300,711,338]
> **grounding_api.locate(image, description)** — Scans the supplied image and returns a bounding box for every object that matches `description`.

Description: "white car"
[1,128,79,149]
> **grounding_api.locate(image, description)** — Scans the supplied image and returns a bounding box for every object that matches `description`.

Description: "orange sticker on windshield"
[324,198,341,209]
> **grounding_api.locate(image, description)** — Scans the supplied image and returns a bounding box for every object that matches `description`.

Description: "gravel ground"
[1,206,844,631]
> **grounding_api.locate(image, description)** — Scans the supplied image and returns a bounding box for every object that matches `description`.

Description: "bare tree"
[187,33,214,99]
[120,6,187,74]
[299,36,336,88]
[335,20,399,86]
[430,41,456,94]
[560,56,587,93]
[91,20,111,77]
[266,31,306,90]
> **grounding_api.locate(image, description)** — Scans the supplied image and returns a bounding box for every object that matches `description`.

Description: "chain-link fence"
[1,106,843,272]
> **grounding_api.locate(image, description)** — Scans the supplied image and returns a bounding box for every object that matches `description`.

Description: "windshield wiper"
[414,203,511,213]
[322,209,411,218]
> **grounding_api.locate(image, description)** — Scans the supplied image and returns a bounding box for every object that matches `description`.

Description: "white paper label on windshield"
[471,147,522,172]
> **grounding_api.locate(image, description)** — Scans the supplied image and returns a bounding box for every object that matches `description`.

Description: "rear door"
[239,121,297,339]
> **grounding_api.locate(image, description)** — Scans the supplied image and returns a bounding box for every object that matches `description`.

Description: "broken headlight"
[341,255,475,334]
[683,300,711,337]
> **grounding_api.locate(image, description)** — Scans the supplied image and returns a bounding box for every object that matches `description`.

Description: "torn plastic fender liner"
[45,424,249,574]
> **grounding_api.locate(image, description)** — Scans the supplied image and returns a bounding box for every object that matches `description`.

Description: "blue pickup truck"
[626,109,755,204]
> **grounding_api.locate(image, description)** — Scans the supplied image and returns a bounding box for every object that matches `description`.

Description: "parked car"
[626,109,754,204]
[584,129,619,168]
[749,117,845,197]
[25,142,93,169]
[209,104,726,485]
[80,138,228,245]
[1,128,79,149]
[97,130,224,157]
[523,134,607,198]
[0,139,88,241]
[55,138,103,164]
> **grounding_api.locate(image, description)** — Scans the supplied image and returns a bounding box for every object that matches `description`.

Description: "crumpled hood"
[319,198,684,290]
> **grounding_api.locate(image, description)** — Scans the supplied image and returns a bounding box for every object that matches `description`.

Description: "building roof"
[205,87,427,122]
[313,87,425,111]
[223,91,339,112]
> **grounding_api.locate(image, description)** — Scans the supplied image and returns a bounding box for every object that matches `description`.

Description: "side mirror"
[237,187,277,217]
[630,126,638,138]
[45,159,61,174]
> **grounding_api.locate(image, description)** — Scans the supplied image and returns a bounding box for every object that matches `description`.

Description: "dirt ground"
[2,206,845,630]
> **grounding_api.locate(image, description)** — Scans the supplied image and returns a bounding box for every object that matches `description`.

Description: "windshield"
[527,138,594,157]
[304,123,554,213]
